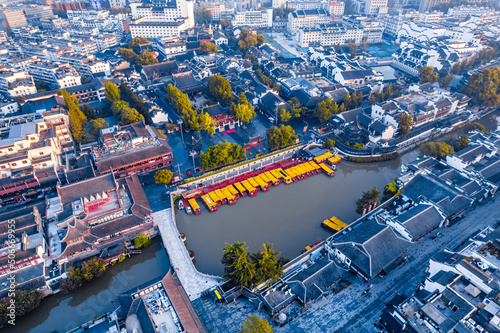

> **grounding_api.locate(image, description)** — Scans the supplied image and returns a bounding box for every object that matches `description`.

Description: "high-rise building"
[24,5,56,27]
[2,9,28,32]
[364,0,388,15]
[109,0,127,8]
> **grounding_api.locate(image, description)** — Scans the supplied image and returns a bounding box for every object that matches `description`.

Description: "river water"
[14,110,500,331]
[10,239,170,333]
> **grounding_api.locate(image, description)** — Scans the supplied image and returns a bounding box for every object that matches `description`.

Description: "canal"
[11,238,170,333]
[176,151,419,276]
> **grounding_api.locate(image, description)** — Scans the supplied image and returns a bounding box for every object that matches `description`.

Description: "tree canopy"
[314,98,336,123]
[194,8,212,25]
[420,142,455,160]
[60,89,87,143]
[252,243,283,285]
[208,75,233,105]
[120,83,153,124]
[200,41,218,54]
[128,37,149,50]
[89,118,108,136]
[356,187,381,214]
[461,67,500,107]
[60,258,106,293]
[266,125,298,150]
[238,29,265,49]
[279,108,291,123]
[221,242,255,289]
[231,93,256,124]
[239,316,273,333]
[0,289,43,327]
[418,66,439,84]
[104,82,120,104]
[155,169,173,184]
[200,142,246,170]
[134,232,151,248]
[81,103,95,119]
[397,113,414,137]
[118,48,157,66]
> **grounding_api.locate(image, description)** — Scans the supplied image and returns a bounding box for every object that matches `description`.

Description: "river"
[14,110,500,331]
[10,239,170,333]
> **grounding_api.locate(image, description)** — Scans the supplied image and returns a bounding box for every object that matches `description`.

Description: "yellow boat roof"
[330,216,348,228]
[201,195,215,207]
[222,188,234,200]
[314,152,334,162]
[208,191,220,202]
[259,173,270,183]
[234,182,246,193]
[226,185,239,195]
[248,178,259,187]
[215,189,226,200]
[188,198,200,210]
[320,163,334,174]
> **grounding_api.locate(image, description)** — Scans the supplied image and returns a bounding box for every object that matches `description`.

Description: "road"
[193,198,500,333]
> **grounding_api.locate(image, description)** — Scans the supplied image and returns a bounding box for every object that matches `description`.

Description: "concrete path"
[153,208,223,301]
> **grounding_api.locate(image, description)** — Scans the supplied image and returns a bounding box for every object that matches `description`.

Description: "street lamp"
[189,151,196,170]
[177,119,184,144]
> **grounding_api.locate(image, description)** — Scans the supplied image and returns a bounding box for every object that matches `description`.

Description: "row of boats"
[321,216,349,232]
[179,155,341,215]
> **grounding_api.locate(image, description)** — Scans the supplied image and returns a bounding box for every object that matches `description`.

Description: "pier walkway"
[153,207,223,301]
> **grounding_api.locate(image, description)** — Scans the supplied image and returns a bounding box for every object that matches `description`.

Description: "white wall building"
[130,18,191,38]
[364,0,388,15]
[232,9,273,28]
[299,23,363,47]
[287,9,331,34]
[27,63,81,89]
[0,70,37,97]
[109,0,127,8]
[130,0,194,28]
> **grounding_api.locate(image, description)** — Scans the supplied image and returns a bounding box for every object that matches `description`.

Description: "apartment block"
[2,9,28,32]
[130,18,191,38]
[287,9,331,34]
[28,62,82,90]
[0,69,37,97]
[232,9,273,28]
[299,23,363,47]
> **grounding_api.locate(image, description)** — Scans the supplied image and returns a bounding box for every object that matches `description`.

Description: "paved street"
[193,198,500,333]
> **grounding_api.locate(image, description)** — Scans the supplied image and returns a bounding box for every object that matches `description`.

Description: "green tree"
[120,83,153,124]
[323,138,335,149]
[232,93,256,125]
[256,34,265,46]
[118,48,139,65]
[238,29,262,49]
[200,41,218,54]
[137,49,158,66]
[111,100,130,117]
[198,109,216,135]
[120,107,144,125]
[418,66,439,84]
[165,83,198,129]
[252,243,282,284]
[0,289,43,327]
[348,42,356,58]
[368,95,375,105]
[128,37,149,49]
[266,125,298,150]
[35,80,50,92]
[438,67,449,78]
[200,142,246,169]
[467,122,487,133]
[89,118,108,136]
[353,142,365,149]
[382,179,398,201]
[279,108,291,123]
[454,134,469,151]
[220,19,231,28]
[356,187,381,214]
[240,315,273,333]
[194,8,212,25]
[134,232,152,248]
[154,169,173,184]
[397,113,414,137]
[208,75,233,105]
[439,74,453,89]
[461,67,500,107]
[420,142,455,160]
[104,82,120,104]
[81,103,95,119]
[314,98,333,123]
[59,89,87,143]
[221,242,255,289]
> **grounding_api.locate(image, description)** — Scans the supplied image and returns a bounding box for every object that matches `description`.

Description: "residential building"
[419,0,446,13]
[58,54,110,77]
[0,69,37,97]
[287,9,331,34]
[109,0,127,8]
[0,108,74,197]
[330,1,345,20]
[364,0,388,15]
[2,9,28,32]
[381,14,407,38]
[0,101,19,116]
[197,2,225,20]
[130,18,191,38]
[23,5,55,27]
[28,62,81,90]
[298,23,363,47]
[232,9,273,28]
[130,0,195,29]
[90,122,173,177]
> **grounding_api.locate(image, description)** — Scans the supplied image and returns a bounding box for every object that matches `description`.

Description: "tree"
[252,243,282,284]
[353,142,365,149]
[279,108,291,123]
[221,242,255,289]
[220,19,231,28]
[118,48,139,65]
[397,113,414,137]
[454,134,469,151]
[89,118,108,136]
[420,142,455,160]
[382,180,398,201]
[368,94,375,105]
[128,37,149,50]
[461,67,500,107]
[0,289,43,327]
[60,258,106,293]
[438,67,449,78]
[155,170,173,184]
[111,100,130,117]
[467,122,486,133]
[418,66,438,84]
[266,125,298,150]
[200,142,246,169]
[198,109,216,135]
[137,49,158,66]
[238,29,263,49]
[439,74,453,89]
[194,8,212,25]
[35,80,50,92]
[81,103,95,119]
[199,41,218,54]
[120,107,144,125]
[60,89,87,143]
[120,83,153,124]
[208,75,233,105]
[323,138,335,149]
[104,82,120,104]
[314,98,333,123]
[165,83,198,129]
[240,316,273,333]
[256,34,265,46]
[343,92,351,109]
[356,187,381,214]
[232,93,256,125]
[134,232,152,248]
